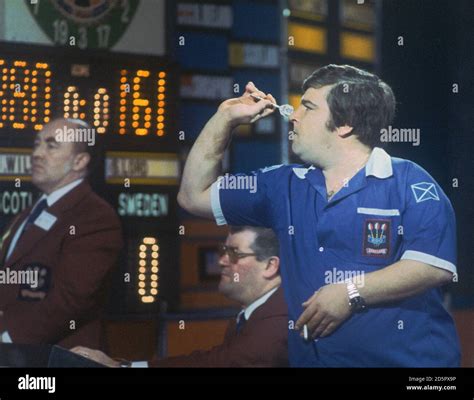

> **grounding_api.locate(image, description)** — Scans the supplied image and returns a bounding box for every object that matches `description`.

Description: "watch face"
[25,0,141,49]
[350,296,367,312]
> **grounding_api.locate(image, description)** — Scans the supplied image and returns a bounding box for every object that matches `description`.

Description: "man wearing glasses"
[72,225,288,367]
[177,65,459,367]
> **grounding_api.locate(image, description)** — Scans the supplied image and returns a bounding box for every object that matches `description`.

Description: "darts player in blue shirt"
[178,64,460,367]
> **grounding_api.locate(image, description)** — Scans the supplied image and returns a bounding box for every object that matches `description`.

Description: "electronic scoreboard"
[0,43,176,146]
[0,42,180,315]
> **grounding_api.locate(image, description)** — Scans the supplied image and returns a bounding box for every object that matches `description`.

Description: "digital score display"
[0,60,51,131]
[0,44,176,149]
[138,237,160,304]
[0,45,180,314]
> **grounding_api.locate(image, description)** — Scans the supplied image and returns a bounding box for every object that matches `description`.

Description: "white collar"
[292,165,315,179]
[237,286,279,323]
[292,147,393,180]
[39,178,84,207]
[365,147,393,178]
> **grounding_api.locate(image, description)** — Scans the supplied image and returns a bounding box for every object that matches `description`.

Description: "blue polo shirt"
[211,147,460,367]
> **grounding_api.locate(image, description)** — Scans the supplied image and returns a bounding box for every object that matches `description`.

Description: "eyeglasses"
[217,244,257,264]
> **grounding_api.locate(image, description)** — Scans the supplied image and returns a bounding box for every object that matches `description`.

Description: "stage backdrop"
[0,0,165,55]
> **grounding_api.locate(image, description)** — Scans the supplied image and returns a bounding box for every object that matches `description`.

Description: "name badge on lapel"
[34,211,57,231]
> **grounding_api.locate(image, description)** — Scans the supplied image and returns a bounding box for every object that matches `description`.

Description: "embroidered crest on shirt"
[363,219,391,257]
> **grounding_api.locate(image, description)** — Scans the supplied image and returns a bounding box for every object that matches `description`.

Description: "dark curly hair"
[302,64,396,148]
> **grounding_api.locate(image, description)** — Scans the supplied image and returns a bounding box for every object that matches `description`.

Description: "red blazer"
[0,182,123,349]
[151,287,288,367]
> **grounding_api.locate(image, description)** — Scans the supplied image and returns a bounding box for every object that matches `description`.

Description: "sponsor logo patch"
[363,219,390,257]
[17,263,51,301]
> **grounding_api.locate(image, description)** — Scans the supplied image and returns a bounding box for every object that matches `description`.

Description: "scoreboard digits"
[118,69,167,137]
[0,46,178,312]
[0,60,52,131]
[138,237,160,304]
[0,56,169,138]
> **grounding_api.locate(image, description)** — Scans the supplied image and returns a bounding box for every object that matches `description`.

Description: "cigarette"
[303,324,308,340]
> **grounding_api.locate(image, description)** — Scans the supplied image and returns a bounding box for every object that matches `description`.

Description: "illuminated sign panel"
[341,0,375,31]
[0,46,175,148]
[177,3,233,29]
[289,62,320,88]
[288,23,327,54]
[229,43,279,68]
[289,0,328,21]
[0,191,34,215]
[340,32,375,62]
[118,192,168,218]
[0,149,37,218]
[180,75,233,100]
[105,152,180,185]
[289,94,301,111]
[0,148,32,179]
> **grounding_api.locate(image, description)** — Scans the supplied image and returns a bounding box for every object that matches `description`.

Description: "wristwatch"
[346,281,367,313]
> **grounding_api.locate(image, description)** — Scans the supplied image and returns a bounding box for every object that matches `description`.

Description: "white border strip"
[401,250,456,274]
[357,207,400,216]
[211,180,227,226]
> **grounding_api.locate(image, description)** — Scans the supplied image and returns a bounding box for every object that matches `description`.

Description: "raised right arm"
[177,82,276,218]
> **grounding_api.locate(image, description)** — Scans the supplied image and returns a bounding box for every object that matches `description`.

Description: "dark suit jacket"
[0,181,123,349]
[151,287,288,367]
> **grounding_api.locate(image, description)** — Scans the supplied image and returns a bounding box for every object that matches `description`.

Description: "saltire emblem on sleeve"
[410,182,440,203]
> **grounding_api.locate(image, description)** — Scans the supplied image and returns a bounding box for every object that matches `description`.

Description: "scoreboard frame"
[0,41,181,315]
[0,41,179,153]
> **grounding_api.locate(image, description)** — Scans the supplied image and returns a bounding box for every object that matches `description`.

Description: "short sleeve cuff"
[211,179,227,226]
[401,250,456,274]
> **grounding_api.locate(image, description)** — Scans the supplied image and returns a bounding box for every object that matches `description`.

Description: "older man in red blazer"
[0,118,122,349]
[73,226,288,367]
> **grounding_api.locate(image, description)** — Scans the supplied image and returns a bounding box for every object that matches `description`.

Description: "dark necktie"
[4,198,49,263]
[236,313,247,334]
[22,198,49,234]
